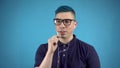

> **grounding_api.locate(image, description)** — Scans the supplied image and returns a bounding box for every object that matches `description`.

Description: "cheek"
[67,26,74,32]
[55,26,59,31]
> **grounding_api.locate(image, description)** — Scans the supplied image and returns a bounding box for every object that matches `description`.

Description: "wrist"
[47,50,54,55]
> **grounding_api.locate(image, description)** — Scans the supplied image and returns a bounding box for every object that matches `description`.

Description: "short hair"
[55,5,76,18]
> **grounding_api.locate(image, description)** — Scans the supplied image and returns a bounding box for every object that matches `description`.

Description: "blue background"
[0,0,120,68]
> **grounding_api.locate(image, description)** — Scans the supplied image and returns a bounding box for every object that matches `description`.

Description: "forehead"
[55,12,75,19]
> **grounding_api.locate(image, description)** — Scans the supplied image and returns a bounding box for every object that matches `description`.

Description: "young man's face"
[54,12,77,38]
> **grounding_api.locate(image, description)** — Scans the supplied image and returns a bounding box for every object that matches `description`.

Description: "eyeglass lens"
[54,19,75,26]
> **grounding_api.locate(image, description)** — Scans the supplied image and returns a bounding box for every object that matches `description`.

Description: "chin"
[60,34,67,38]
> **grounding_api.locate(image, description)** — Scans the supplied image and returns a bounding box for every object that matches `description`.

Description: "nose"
[59,22,65,27]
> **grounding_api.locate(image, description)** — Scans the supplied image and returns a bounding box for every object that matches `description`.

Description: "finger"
[57,36,59,38]
[53,35,59,46]
[53,42,56,46]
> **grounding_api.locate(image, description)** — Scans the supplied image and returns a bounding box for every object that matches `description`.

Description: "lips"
[59,31,66,35]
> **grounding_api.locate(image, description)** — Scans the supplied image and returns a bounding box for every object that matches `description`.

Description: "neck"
[59,35,73,44]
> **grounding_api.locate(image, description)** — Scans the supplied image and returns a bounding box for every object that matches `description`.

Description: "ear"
[74,22,77,29]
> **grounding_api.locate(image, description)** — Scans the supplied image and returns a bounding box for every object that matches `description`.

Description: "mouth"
[58,31,66,35]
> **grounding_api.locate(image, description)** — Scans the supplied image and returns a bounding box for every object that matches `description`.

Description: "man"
[34,5,100,68]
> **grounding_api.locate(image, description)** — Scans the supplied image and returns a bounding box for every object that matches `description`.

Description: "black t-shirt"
[34,35,100,68]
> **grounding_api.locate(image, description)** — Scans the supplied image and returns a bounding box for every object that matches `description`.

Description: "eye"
[54,19,62,25]
[64,19,71,24]
[56,20,61,23]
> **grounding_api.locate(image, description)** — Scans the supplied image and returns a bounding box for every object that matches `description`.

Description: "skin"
[35,12,77,68]
[55,12,77,44]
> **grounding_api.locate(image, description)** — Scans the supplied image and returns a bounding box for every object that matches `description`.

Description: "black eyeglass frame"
[53,18,76,26]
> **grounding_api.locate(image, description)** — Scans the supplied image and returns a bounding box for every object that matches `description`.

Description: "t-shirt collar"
[58,34,76,47]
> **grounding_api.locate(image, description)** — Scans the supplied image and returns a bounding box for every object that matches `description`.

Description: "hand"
[47,35,59,54]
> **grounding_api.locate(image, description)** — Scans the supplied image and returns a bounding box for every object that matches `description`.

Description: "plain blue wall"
[0,0,120,68]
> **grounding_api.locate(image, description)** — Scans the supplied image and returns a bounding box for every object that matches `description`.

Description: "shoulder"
[74,38,100,67]
[38,43,48,49]
[75,38,97,57]
[76,38,94,50]
[36,43,48,54]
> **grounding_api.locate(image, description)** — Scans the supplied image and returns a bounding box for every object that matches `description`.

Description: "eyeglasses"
[53,18,75,26]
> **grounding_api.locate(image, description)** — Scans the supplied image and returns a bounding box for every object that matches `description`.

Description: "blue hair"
[55,5,76,17]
